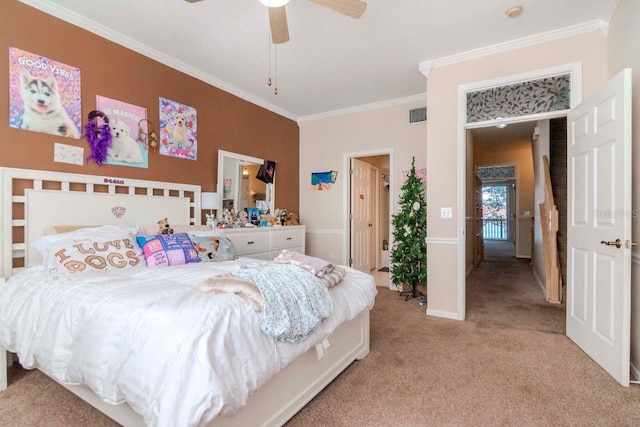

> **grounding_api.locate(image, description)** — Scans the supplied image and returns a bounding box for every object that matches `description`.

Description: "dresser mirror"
[217,150,275,219]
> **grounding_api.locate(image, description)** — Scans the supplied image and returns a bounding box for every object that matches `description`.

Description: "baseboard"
[516,254,532,259]
[426,308,463,321]
[631,362,640,382]
[466,264,473,277]
[533,268,546,295]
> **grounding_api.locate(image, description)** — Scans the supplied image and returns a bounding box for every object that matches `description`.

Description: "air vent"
[409,107,427,124]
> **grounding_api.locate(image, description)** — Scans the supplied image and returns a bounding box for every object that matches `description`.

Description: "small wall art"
[311,170,338,191]
[9,46,81,139]
[53,143,83,165]
[96,96,148,168]
[159,97,197,160]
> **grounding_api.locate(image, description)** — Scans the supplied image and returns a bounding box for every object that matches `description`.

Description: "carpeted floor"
[465,240,565,334]
[2,257,639,426]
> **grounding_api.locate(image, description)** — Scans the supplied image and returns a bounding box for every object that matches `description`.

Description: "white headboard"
[1,168,201,278]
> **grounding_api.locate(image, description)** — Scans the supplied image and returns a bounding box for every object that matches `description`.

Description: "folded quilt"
[319,265,347,288]
[199,275,264,312]
[232,263,333,343]
[273,249,334,277]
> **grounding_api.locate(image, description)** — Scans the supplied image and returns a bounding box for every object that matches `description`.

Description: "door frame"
[455,62,583,319]
[344,149,394,286]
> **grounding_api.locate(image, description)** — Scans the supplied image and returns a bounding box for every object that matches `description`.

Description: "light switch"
[440,207,453,219]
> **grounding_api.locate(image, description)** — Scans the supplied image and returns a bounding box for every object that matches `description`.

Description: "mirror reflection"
[217,150,274,219]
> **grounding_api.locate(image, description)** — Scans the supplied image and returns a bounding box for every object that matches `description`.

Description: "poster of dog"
[9,47,81,139]
[159,97,197,160]
[96,96,148,168]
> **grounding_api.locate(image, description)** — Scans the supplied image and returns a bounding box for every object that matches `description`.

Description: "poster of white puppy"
[159,97,197,160]
[97,96,148,168]
[9,47,81,138]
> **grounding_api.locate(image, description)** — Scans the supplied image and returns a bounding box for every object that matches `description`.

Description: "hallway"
[466,240,565,334]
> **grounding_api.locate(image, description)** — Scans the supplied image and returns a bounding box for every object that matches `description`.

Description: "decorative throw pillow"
[189,235,236,262]
[136,233,201,267]
[43,235,144,276]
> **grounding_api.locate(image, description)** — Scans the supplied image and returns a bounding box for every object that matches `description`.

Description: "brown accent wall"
[0,1,299,219]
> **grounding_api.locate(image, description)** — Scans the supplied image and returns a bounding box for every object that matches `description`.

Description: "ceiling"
[20,0,618,121]
[471,120,537,144]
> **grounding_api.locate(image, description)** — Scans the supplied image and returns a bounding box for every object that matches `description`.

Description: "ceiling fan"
[185,0,367,44]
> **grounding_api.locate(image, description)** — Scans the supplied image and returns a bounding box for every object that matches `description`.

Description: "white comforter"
[0,258,377,427]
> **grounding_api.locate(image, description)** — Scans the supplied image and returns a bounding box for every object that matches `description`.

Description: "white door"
[350,158,372,273]
[567,69,632,386]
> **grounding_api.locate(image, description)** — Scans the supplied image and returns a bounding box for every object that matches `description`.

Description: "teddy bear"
[238,210,249,226]
[285,212,300,226]
[157,218,174,234]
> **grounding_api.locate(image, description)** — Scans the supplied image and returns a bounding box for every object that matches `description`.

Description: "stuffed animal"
[276,209,287,226]
[157,217,174,234]
[205,213,216,228]
[238,211,249,226]
[285,212,300,226]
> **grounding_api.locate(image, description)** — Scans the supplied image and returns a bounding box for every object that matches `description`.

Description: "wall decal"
[96,96,148,168]
[54,143,83,165]
[159,97,197,160]
[9,47,81,138]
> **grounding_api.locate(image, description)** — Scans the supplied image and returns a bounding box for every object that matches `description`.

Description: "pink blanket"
[273,249,334,277]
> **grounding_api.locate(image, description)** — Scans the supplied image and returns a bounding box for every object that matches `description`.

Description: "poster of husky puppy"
[9,47,81,139]
[159,97,197,160]
[96,96,148,168]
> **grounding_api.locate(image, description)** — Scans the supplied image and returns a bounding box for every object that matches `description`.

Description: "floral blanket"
[232,263,333,343]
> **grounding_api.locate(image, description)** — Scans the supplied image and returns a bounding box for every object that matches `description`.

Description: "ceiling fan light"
[259,0,290,7]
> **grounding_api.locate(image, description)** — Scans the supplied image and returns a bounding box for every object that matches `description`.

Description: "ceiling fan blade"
[268,6,290,44]
[309,0,367,19]
[184,0,204,3]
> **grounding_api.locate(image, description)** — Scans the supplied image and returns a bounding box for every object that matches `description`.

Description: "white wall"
[425,31,608,318]
[299,100,427,267]
[531,120,550,291]
[607,0,640,376]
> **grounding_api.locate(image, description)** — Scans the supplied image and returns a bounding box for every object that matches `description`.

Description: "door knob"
[600,239,622,249]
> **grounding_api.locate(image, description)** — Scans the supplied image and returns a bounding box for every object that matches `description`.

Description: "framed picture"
[222,198,234,211]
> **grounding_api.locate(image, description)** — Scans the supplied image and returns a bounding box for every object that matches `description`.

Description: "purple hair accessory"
[85,110,112,165]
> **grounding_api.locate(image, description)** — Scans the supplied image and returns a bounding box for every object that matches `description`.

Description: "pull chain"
[267,26,272,87]
[274,44,278,95]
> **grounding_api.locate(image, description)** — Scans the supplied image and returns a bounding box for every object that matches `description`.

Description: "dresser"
[223,225,305,260]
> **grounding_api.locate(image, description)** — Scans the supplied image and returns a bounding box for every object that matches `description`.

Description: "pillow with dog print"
[189,235,237,262]
[42,234,144,276]
[136,233,201,267]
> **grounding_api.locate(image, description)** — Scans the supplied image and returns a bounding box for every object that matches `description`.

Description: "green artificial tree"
[391,157,427,300]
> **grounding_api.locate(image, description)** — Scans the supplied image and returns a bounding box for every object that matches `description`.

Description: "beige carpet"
[465,240,566,334]
[2,286,640,426]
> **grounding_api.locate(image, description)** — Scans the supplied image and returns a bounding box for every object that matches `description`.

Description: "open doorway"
[465,120,566,333]
[347,153,391,284]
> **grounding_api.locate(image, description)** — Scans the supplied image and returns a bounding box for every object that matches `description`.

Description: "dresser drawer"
[271,228,304,250]
[227,232,269,254]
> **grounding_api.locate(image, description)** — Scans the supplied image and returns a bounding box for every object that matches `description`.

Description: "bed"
[0,168,376,427]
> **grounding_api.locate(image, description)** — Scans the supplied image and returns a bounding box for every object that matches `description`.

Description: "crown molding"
[418,61,433,78]
[19,0,299,122]
[600,0,621,23]
[298,92,427,124]
[425,19,608,70]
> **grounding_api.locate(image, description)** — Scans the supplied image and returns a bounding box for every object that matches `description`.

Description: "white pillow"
[32,225,140,266]
[140,224,212,236]
[189,229,225,237]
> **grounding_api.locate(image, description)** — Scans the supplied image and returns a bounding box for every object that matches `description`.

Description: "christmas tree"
[391,157,427,300]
